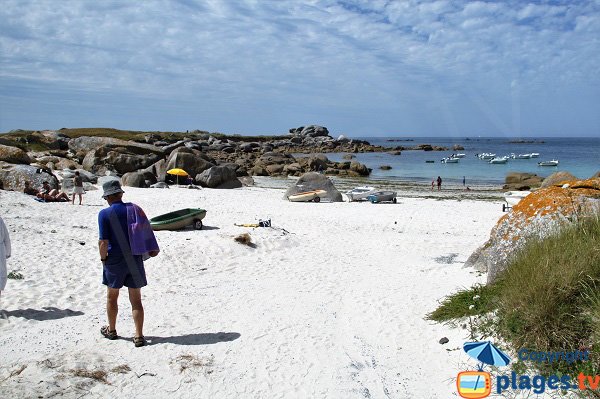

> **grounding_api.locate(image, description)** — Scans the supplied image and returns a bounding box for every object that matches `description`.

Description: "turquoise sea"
[325,137,600,186]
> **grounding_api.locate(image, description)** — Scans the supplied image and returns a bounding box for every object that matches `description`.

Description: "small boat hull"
[367,191,397,203]
[346,186,376,202]
[504,191,531,206]
[441,157,459,163]
[288,190,327,202]
[150,208,207,231]
[538,160,559,166]
[489,157,508,164]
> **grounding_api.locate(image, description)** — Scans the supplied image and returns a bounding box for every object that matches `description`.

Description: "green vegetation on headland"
[1,127,291,144]
[429,214,600,377]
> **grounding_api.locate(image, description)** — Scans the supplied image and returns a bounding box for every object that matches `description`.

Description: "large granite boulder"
[0,161,59,191]
[142,159,168,182]
[0,144,31,164]
[465,178,600,283]
[283,172,343,202]
[251,152,295,176]
[68,136,163,155]
[196,165,241,189]
[165,148,215,177]
[503,172,544,190]
[82,146,162,175]
[349,161,371,177]
[122,170,156,188]
[297,155,329,172]
[289,125,329,137]
[31,130,70,150]
[541,171,578,188]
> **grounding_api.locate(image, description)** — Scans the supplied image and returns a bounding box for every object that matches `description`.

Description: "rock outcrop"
[503,172,544,190]
[283,172,343,202]
[0,162,59,191]
[196,165,241,189]
[0,144,31,164]
[465,178,600,283]
[165,148,215,178]
[541,171,578,188]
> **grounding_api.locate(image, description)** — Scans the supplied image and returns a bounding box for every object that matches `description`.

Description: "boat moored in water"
[489,156,509,164]
[538,160,559,166]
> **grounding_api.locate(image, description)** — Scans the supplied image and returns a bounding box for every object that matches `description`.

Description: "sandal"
[100,326,118,340]
[133,336,146,348]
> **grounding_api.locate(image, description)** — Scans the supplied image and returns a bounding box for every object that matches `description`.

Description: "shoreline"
[254,175,505,202]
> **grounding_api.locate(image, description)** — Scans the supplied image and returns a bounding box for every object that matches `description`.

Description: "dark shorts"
[102,253,147,289]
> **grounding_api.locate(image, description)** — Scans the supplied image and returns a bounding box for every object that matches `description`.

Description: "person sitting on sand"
[23,181,38,196]
[72,171,85,205]
[37,181,69,202]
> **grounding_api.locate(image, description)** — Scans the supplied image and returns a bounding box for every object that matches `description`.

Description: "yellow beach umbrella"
[166,168,189,184]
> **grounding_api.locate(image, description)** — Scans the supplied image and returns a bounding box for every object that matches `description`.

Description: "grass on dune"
[429,214,600,377]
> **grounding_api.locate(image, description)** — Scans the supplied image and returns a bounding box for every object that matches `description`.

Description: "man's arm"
[99,240,109,261]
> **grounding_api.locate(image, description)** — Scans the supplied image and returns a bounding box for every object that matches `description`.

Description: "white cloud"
[0,0,598,135]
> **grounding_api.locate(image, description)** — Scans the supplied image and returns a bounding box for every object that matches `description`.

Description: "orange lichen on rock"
[512,178,600,221]
[465,178,600,283]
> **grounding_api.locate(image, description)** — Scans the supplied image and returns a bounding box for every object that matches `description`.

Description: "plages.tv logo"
[456,341,511,398]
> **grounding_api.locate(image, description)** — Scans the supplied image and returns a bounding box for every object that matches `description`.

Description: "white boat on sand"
[503,190,531,211]
[346,186,377,202]
[288,190,327,203]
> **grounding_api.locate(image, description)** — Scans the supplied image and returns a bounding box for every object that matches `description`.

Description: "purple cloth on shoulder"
[126,203,159,256]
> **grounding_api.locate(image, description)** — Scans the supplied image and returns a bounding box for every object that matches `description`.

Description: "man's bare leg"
[107,287,119,331]
[128,288,144,337]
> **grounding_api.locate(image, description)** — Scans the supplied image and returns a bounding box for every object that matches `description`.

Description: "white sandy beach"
[0,184,502,398]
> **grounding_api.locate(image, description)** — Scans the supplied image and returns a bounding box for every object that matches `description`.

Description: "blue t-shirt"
[98,201,130,256]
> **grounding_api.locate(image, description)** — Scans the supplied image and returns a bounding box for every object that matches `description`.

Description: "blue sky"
[1,0,599,137]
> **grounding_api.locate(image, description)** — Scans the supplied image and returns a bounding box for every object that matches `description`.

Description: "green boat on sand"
[150,208,207,231]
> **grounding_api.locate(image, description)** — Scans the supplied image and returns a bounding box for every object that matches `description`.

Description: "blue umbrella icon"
[463,341,511,367]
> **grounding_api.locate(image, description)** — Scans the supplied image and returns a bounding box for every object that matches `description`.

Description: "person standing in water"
[437,176,442,191]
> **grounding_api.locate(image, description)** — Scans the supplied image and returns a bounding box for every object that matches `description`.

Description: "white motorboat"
[530,153,540,158]
[288,189,327,202]
[454,153,466,158]
[511,153,532,159]
[478,153,496,160]
[441,157,460,163]
[489,156,509,164]
[538,160,559,166]
[503,190,531,211]
[345,186,377,202]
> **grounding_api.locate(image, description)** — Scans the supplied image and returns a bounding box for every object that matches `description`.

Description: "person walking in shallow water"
[437,176,442,191]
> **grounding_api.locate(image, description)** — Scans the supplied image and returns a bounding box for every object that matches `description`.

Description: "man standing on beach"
[98,180,157,347]
[437,176,442,191]
[463,176,466,186]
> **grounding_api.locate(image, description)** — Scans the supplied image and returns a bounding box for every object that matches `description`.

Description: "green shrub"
[431,214,600,377]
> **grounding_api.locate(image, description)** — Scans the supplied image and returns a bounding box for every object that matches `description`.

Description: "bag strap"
[106,205,145,286]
